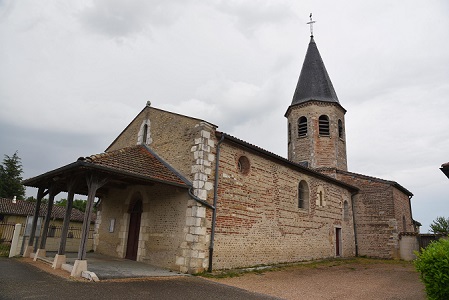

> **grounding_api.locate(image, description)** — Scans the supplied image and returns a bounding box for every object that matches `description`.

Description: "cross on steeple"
[307,13,316,37]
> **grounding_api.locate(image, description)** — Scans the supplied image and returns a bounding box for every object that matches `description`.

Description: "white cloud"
[0,0,448,232]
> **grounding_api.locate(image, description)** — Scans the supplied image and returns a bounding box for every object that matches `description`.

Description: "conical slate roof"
[291,36,339,106]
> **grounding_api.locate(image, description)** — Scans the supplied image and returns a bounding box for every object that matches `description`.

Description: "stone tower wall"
[286,102,347,171]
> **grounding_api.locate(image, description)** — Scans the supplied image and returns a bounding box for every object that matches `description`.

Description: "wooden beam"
[39,186,59,250]
[77,173,107,260]
[58,177,78,255]
[28,187,48,247]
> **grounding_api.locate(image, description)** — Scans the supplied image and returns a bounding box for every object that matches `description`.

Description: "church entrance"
[335,228,342,257]
[125,196,143,260]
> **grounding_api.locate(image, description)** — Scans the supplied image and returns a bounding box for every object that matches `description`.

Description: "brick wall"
[286,102,347,171]
[334,170,413,259]
[212,142,355,270]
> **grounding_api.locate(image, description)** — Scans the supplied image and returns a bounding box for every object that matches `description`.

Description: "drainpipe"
[351,191,359,257]
[408,195,414,232]
[208,133,225,272]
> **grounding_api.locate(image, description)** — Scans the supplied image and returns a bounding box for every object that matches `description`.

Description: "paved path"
[0,257,279,300]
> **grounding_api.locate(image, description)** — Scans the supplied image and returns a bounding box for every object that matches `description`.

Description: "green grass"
[199,257,414,279]
[0,243,11,257]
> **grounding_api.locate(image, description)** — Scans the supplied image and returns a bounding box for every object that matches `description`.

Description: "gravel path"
[206,259,426,300]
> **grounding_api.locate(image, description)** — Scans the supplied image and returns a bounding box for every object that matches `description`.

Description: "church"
[23,32,419,275]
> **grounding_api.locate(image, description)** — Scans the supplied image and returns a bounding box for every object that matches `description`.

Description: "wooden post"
[24,187,48,257]
[58,179,77,255]
[77,174,107,260]
[36,187,59,259]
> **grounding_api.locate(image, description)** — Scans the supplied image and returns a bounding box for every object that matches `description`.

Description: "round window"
[238,156,250,175]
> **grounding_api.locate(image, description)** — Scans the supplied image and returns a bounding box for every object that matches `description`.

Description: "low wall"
[399,234,419,261]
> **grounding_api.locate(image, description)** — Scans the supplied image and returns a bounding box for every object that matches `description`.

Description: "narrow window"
[343,201,349,220]
[298,180,309,210]
[402,216,406,232]
[319,115,330,136]
[143,124,148,144]
[338,119,344,139]
[316,186,326,207]
[298,116,308,137]
[288,123,291,144]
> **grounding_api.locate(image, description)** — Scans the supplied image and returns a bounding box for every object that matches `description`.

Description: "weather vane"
[307,13,316,37]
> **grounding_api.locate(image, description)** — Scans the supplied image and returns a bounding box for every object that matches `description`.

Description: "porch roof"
[23,145,191,195]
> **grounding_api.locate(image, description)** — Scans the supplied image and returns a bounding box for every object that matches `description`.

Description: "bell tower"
[285,18,347,171]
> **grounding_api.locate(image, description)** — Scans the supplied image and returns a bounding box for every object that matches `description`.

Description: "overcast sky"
[1,1,448,232]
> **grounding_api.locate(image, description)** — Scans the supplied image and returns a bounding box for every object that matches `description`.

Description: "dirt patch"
[205,259,426,300]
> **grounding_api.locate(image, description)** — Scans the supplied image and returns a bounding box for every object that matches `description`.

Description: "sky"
[1,1,448,232]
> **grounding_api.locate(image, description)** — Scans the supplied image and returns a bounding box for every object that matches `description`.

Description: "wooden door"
[125,198,142,260]
[335,228,342,257]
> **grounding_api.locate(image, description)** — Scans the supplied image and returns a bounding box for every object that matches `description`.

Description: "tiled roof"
[0,198,92,222]
[335,169,413,196]
[83,145,190,187]
[291,36,340,106]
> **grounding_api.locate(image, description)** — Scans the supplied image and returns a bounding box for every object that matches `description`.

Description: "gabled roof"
[290,36,340,107]
[23,145,191,192]
[106,104,216,152]
[83,145,191,186]
[0,198,92,222]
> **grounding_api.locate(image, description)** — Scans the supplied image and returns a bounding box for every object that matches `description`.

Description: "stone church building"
[23,34,418,275]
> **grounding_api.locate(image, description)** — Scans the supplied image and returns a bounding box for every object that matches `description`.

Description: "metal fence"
[0,222,93,243]
[46,225,94,239]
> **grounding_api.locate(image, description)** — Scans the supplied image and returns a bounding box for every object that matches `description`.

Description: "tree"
[0,151,26,200]
[430,216,449,236]
[55,198,92,212]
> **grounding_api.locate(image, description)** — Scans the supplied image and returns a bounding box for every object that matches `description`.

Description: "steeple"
[291,37,340,106]
[285,23,348,172]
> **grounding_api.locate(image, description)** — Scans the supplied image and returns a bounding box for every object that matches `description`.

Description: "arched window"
[298,180,309,210]
[338,119,344,139]
[343,201,349,220]
[288,123,291,144]
[319,115,330,136]
[298,116,308,137]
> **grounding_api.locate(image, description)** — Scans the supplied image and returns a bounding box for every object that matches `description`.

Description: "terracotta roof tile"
[0,198,93,222]
[84,145,190,187]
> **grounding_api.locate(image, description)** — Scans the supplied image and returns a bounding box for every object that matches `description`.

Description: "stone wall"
[106,105,215,183]
[95,184,191,271]
[211,141,355,270]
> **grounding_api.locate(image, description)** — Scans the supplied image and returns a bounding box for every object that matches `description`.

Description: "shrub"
[414,238,449,300]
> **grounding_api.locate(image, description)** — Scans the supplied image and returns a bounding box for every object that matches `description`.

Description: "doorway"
[335,228,342,257]
[125,196,143,260]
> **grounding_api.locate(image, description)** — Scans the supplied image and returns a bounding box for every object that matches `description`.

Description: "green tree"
[55,198,91,212]
[0,151,25,200]
[429,216,449,235]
